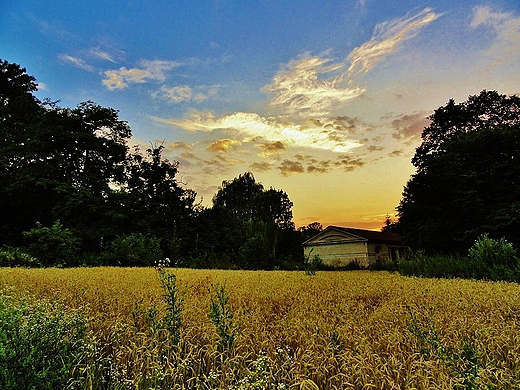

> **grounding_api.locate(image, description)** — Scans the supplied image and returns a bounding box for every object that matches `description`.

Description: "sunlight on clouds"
[158,111,363,153]
[265,54,365,116]
[389,112,430,140]
[103,59,179,90]
[207,139,241,152]
[263,9,437,117]
[169,141,192,150]
[471,6,520,66]
[279,160,305,175]
[347,8,439,75]
[256,141,287,157]
[250,161,273,172]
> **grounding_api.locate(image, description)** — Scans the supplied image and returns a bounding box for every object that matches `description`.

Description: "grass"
[0,267,520,388]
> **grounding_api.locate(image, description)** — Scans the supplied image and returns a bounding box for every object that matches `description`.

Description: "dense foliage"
[0,60,308,268]
[398,90,520,254]
[399,235,520,282]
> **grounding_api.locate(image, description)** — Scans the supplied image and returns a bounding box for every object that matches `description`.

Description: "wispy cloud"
[264,8,438,117]
[169,141,192,150]
[471,6,520,67]
[388,111,429,140]
[277,153,365,176]
[157,111,363,153]
[264,54,365,116]
[156,85,219,103]
[250,161,274,172]
[88,47,118,63]
[103,59,180,90]
[347,8,439,75]
[256,140,287,157]
[58,54,94,71]
[279,159,305,175]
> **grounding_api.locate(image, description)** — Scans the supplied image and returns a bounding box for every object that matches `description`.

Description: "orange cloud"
[169,141,192,150]
[279,159,305,176]
[207,139,241,152]
[256,140,287,157]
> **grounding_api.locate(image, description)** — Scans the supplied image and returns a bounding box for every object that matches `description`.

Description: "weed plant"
[0,291,88,389]
[157,269,184,347]
[209,283,238,355]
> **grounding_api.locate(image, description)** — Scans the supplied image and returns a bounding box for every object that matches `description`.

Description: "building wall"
[367,242,392,264]
[304,241,399,268]
[304,241,369,268]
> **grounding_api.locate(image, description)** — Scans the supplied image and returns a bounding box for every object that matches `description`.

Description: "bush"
[22,221,82,267]
[103,233,164,266]
[398,252,487,279]
[399,235,520,282]
[0,293,88,389]
[468,234,518,269]
[0,246,39,267]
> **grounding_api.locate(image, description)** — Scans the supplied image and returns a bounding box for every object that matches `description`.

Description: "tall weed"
[209,284,238,355]
[0,292,88,389]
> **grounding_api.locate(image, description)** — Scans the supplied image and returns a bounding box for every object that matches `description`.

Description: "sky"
[2,0,520,230]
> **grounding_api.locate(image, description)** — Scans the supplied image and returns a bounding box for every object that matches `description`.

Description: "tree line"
[0,60,321,268]
[2,59,519,268]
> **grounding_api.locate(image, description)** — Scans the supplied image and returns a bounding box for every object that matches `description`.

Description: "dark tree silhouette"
[398,91,520,253]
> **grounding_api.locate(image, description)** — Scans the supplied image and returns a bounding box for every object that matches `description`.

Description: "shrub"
[399,237,520,282]
[157,269,184,347]
[0,293,88,389]
[22,221,82,267]
[468,234,518,269]
[0,246,39,267]
[103,233,164,266]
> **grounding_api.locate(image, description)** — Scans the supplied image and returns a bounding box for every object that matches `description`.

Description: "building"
[302,226,406,268]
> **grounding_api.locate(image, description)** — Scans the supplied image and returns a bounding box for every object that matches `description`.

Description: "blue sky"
[2,0,520,229]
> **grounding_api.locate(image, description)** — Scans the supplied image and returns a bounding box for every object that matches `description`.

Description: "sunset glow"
[3,0,520,229]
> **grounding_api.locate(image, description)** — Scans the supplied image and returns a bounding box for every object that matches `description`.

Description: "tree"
[381,215,399,233]
[398,91,520,253]
[298,222,323,240]
[412,90,520,170]
[212,172,294,229]
[0,60,196,259]
[210,172,297,269]
[0,70,132,249]
[212,172,264,220]
[124,143,196,246]
[255,188,294,230]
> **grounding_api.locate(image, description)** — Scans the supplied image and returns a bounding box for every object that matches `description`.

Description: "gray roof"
[303,225,402,246]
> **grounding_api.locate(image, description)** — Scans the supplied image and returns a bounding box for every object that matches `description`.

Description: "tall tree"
[255,188,295,230]
[0,60,133,246]
[210,172,298,269]
[124,144,196,241]
[413,90,520,170]
[212,172,264,220]
[398,91,520,253]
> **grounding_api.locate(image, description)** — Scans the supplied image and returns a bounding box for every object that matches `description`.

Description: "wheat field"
[1,267,519,389]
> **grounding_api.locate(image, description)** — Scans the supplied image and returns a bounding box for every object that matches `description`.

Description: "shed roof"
[303,225,402,246]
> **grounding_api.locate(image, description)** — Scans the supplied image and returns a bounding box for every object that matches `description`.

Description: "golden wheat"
[1,267,519,389]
